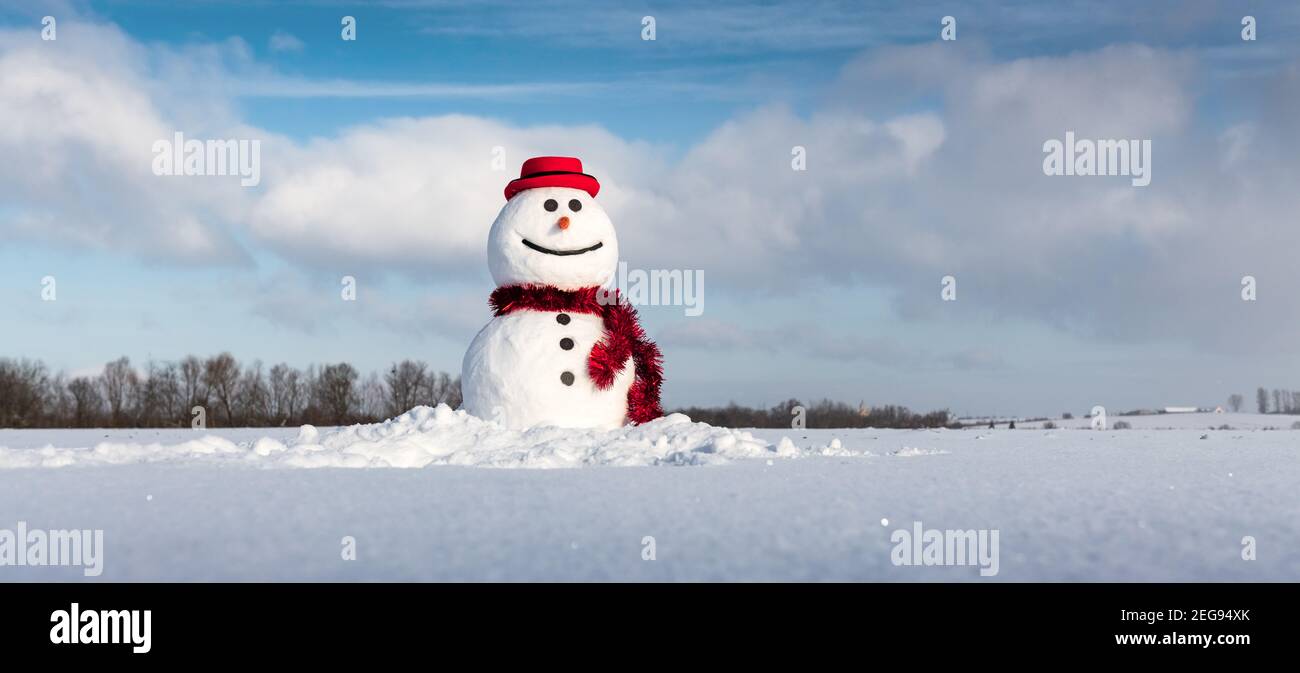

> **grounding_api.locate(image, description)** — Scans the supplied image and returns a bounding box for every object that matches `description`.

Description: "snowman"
[461,156,663,430]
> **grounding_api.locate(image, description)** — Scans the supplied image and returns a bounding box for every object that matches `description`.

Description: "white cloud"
[0,23,252,262]
[246,115,666,276]
[268,30,304,54]
[7,20,1300,358]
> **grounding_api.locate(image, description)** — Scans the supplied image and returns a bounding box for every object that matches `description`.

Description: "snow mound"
[890,446,949,457]
[809,437,873,457]
[0,405,784,469]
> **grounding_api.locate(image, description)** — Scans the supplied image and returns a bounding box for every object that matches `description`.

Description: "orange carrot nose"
[557,216,571,230]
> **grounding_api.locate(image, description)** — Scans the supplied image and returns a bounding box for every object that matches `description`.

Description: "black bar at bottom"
[0,583,1286,662]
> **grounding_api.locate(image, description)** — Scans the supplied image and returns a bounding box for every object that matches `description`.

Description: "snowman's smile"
[522,238,604,256]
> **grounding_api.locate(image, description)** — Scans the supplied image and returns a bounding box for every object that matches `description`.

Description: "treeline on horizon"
[674,399,954,429]
[1244,388,1300,414]
[0,355,953,430]
[0,354,461,429]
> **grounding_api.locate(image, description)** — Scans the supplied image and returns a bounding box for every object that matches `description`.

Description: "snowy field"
[0,409,1296,581]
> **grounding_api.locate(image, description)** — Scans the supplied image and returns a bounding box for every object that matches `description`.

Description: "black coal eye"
[568,199,582,212]
[543,199,558,212]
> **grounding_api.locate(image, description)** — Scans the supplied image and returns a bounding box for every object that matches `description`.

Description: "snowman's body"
[461,310,634,429]
[460,165,650,431]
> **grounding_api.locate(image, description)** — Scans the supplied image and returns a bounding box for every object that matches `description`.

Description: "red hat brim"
[504,172,600,201]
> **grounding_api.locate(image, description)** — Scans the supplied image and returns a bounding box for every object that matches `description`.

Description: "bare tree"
[315,363,359,425]
[268,364,294,424]
[444,376,462,409]
[158,362,184,423]
[203,353,241,426]
[136,360,169,426]
[180,355,208,414]
[1257,387,1269,414]
[67,377,104,427]
[100,357,138,426]
[358,371,387,420]
[1227,393,1244,413]
[422,371,462,408]
[0,358,49,428]
[285,367,304,423]
[236,361,271,426]
[385,360,428,417]
[45,372,73,424]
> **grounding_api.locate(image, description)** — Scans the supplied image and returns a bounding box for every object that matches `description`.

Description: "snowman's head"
[487,185,619,289]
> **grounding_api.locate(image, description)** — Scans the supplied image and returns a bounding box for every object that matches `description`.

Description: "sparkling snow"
[0,411,1295,581]
[0,406,775,469]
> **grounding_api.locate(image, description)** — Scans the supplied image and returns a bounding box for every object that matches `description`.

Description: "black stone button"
[560,371,575,386]
[560,337,574,350]
[556,313,571,325]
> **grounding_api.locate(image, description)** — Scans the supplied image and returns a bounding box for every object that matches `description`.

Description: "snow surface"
[0,406,777,469]
[1019,411,1294,431]
[0,411,1296,581]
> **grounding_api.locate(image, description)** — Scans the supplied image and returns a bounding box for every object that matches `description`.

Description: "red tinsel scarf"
[488,284,664,424]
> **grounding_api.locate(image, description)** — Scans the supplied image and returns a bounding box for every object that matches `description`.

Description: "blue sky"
[4,0,1300,417]
[94,0,847,142]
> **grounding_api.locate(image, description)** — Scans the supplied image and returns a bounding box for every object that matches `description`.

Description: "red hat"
[504,156,600,201]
